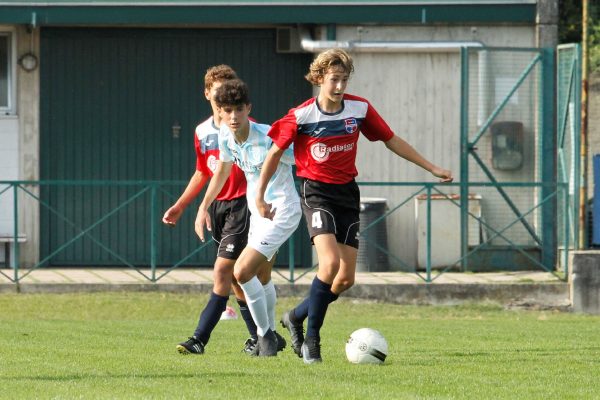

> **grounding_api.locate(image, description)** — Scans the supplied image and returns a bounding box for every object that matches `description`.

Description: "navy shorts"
[209,196,250,259]
[299,178,360,249]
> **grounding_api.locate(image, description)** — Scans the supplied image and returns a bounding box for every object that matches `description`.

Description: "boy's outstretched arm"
[255,144,285,220]
[195,161,233,242]
[384,135,454,182]
[162,171,209,226]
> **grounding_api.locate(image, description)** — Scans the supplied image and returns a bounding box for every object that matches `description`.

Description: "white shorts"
[248,201,302,261]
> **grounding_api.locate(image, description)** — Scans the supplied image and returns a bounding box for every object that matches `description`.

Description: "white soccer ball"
[345,328,388,365]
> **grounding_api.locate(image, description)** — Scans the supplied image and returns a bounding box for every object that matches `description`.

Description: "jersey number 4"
[311,211,323,229]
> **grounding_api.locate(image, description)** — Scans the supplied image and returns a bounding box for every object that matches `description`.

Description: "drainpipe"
[580,0,589,248]
[299,28,484,53]
[301,39,485,53]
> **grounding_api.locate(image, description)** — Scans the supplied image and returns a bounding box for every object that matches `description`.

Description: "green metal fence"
[0,180,311,283]
[459,46,559,273]
[0,45,577,284]
[1,179,568,284]
[556,44,581,251]
[356,181,568,282]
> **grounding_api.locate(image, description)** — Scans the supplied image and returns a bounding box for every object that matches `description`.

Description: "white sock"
[240,277,270,337]
[263,280,277,332]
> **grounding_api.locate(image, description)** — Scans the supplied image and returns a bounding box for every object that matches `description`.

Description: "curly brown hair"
[213,79,250,107]
[204,65,238,90]
[305,48,354,86]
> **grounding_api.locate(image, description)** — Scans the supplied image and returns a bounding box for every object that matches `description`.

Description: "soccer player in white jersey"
[162,65,285,355]
[256,48,453,363]
[195,79,302,356]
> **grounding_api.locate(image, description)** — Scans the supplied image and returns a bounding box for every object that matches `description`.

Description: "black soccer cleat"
[176,336,205,355]
[257,329,278,357]
[242,337,257,355]
[274,330,287,352]
[280,310,304,358]
[301,336,322,364]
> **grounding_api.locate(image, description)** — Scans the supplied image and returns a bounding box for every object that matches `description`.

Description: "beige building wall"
[14,26,39,267]
[10,23,543,269]
[0,25,39,267]
[318,25,537,269]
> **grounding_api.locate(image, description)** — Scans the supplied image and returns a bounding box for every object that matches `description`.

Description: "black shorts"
[209,196,250,259]
[299,178,360,249]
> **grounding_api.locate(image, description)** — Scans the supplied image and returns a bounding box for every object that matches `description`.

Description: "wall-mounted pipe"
[301,39,484,53]
[299,27,484,53]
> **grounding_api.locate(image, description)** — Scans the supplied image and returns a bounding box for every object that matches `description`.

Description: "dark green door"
[40,27,312,267]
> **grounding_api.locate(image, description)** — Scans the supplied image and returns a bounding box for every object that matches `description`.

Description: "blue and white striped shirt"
[219,121,299,215]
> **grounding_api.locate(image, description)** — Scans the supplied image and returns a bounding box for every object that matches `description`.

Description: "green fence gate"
[557,44,582,256]
[458,46,562,273]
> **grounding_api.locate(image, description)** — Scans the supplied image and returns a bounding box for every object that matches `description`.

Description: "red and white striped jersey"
[195,116,246,200]
[268,94,395,184]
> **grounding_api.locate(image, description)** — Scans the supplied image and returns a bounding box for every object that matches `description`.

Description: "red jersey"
[268,94,395,184]
[195,116,246,200]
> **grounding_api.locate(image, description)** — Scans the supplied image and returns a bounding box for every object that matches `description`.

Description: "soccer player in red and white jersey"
[162,65,285,355]
[255,49,453,363]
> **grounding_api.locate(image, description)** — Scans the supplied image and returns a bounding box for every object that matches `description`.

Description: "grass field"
[1,292,599,399]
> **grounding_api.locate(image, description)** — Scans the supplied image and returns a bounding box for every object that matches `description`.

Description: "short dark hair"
[214,79,250,107]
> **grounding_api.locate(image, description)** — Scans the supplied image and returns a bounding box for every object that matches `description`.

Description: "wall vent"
[276,27,304,54]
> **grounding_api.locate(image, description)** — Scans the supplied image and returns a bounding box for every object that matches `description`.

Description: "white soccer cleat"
[220,305,238,320]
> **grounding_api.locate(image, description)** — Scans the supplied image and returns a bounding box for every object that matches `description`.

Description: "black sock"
[292,290,339,324]
[306,277,333,339]
[291,297,310,324]
[193,292,228,345]
[237,298,258,340]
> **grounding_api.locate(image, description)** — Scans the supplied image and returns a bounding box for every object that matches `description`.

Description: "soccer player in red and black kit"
[255,49,453,363]
[162,65,285,355]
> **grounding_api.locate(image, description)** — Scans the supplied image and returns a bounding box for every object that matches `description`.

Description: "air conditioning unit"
[276,27,304,54]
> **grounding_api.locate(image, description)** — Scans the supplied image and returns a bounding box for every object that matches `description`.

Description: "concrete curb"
[0,282,570,307]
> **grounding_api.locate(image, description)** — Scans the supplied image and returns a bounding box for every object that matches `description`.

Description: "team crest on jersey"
[344,118,358,134]
[250,147,265,164]
[310,143,330,163]
[207,155,218,172]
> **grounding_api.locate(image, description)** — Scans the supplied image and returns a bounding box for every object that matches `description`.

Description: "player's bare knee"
[336,277,355,292]
[231,278,242,289]
[257,271,270,285]
[231,280,245,301]
[320,257,340,272]
[213,268,231,284]
[233,264,252,284]
[213,261,234,285]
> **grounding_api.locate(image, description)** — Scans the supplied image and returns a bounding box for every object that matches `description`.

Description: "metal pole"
[541,48,557,271]
[579,0,589,248]
[460,47,470,271]
[13,183,19,283]
[563,184,570,277]
[288,234,295,284]
[426,186,432,282]
[150,185,157,282]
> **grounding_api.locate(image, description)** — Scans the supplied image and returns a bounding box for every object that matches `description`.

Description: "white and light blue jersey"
[219,121,299,215]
